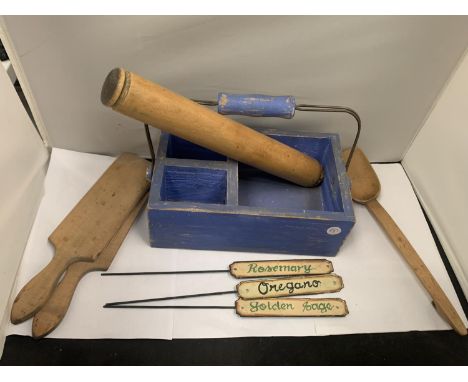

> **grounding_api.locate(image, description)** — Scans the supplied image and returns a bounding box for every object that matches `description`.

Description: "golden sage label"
[236,298,348,317]
[229,260,333,278]
[236,274,343,299]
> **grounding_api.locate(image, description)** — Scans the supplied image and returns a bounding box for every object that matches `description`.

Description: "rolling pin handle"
[217,93,296,119]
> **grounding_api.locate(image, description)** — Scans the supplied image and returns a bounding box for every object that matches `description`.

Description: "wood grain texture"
[10,153,150,324]
[161,166,227,204]
[235,298,348,317]
[366,199,467,336]
[341,147,380,204]
[229,259,333,278]
[101,68,323,187]
[344,147,467,336]
[149,209,354,256]
[236,274,343,299]
[149,130,355,256]
[31,194,148,339]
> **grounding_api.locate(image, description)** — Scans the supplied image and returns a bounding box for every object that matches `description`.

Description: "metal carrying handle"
[145,95,361,171]
[192,95,361,170]
[295,103,361,170]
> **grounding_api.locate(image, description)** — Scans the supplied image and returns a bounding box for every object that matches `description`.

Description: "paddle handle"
[32,194,148,338]
[32,266,90,338]
[10,253,78,324]
[366,199,467,335]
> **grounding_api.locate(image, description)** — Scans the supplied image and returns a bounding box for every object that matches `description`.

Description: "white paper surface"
[6,148,467,339]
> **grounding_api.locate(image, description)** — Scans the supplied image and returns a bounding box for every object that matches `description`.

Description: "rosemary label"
[229,260,333,278]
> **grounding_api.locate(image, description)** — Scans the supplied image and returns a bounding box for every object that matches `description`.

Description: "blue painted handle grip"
[217,93,296,119]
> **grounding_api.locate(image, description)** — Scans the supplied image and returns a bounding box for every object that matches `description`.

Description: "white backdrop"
[404,50,468,297]
[0,47,48,354]
[3,15,468,161]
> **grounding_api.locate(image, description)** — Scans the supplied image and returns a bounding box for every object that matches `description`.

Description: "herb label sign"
[236,298,348,317]
[103,260,351,319]
[236,274,343,299]
[229,259,333,278]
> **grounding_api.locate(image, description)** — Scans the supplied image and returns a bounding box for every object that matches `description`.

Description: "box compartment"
[166,135,227,162]
[161,166,227,204]
[238,136,344,213]
[148,128,355,256]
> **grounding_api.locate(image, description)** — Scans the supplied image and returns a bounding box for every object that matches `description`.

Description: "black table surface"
[1,213,467,366]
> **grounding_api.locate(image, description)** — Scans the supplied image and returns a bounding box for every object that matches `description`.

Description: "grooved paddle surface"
[10,153,150,324]
[49,153,149,259]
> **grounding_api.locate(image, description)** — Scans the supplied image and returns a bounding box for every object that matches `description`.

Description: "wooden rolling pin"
[101,68,323,187]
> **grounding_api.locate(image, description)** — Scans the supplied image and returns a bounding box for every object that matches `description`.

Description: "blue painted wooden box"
[148,128,355,256]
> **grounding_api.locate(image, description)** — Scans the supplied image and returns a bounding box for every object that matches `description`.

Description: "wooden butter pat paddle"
[343,147,467,336]
[11,153,150,324]
[32,194,149,339]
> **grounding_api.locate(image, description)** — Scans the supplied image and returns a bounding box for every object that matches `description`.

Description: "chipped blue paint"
[217,93,296,119]
[148,128,355,256]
